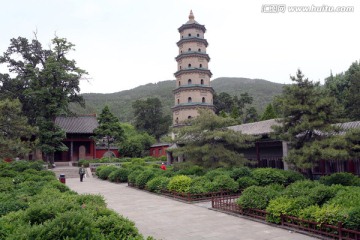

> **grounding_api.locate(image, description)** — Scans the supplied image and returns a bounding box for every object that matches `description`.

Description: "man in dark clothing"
[79,165,86,182]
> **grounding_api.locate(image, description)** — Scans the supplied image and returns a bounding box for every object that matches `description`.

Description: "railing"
[161,189,240,202]
[127,182,240,202]
[212,195,360,239]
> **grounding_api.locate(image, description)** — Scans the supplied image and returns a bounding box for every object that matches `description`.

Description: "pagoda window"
[180,50,182,53]
[188,116,192,119]
[177,99,180,104]
[201,79,204,85]
[178,81,181,86]
[182,36,183,39]
[188,33,191,37]
[202,97,205,103]
[188,79,192,85]
[198,48,201,52]
[188,97,192,103]
[197,33,200,37]
[188,48,191,52]
[179,66,182,70]
[175,117,179,124]
[188,64,191,68]
[199,64,202,68]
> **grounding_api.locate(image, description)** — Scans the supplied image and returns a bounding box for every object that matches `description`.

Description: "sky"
[0,0,359,94]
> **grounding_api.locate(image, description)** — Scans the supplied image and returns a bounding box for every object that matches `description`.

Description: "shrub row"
[0,160,150,239]
[236,173,360,231]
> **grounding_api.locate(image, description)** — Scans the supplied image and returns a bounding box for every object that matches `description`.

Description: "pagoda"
[172,10,215,127]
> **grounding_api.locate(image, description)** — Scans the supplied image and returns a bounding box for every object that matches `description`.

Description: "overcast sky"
[1,0,359,93]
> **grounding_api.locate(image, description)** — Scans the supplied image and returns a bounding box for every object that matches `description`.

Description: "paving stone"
[66,176,319,240]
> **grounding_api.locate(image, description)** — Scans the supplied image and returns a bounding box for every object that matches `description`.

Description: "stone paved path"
[66,177,318,240]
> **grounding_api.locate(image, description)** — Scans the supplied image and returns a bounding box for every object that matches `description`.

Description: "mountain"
[69,77,284,122]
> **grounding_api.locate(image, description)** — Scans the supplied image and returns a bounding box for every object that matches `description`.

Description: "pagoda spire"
[189,10,194,20]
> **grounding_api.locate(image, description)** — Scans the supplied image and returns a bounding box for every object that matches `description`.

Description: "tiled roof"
[228,119,280,135]
[55,116,98,134]
[336,121,360,130]
[150,143,171,148]
[228,119,360,136]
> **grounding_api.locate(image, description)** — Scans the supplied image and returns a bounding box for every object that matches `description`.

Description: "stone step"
[51,167,83,179]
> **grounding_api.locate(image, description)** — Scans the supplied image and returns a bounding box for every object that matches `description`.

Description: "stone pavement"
[66,177,318,240]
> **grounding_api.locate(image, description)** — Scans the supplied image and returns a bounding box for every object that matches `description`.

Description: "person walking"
[79,165,86,182]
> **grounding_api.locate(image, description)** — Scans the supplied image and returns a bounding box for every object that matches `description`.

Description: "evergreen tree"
[0,99,36,159]
[171,109,257,168]
[273,70,342,178]
[0,36,86,164]
[93,106,125,154]
[243,106,258,123]
[260,103,277,121]
[132,98,171,141]
[325,60,360,120]
[118,123,156,157]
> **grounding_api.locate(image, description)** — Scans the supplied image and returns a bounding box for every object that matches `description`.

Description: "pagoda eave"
[178,23,206,33]
[174,68,212,78]
[175,52,210,62]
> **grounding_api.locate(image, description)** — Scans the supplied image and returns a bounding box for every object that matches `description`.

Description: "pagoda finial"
[189,10,194,20]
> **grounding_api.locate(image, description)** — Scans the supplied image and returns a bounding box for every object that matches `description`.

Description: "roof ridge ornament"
[189,10,194,20]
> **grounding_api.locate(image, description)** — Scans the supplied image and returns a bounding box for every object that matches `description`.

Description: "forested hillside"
[70,77,284,122]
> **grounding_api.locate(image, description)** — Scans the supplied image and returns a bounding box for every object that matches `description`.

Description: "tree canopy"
[0,99,36,159]
[325,60,360,121]
[273,70,344,176]
[171,109,257,168]
[132,97,171,141]
[93,106,125,153]
[118,123,156,158]
[0,35,87,163]
[213,92,257,123]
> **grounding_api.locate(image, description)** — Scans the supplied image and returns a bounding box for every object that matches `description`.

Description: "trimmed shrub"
[308,184,339,206]
[281,170,305,185]
[237,176,259,190]
[282,180,321,198]
[266,196,315,224]
[98,166,119,180]
[128,170,143,184]
[251,168,286,186]
[135,170,156,189]
[167,175,192,193]
[209,175,238,192]
[108,168,129,183]
[229,167,252,180]
[177,165,205,176]
[204,169,229,181]
[313,203,348,225]
[319,172,360,186]
[146,176,170,193]
[188,176,212,194]
[236,184,283,210]
[327,186,360,208]
[94,212,143,239]
[345,207,360,231]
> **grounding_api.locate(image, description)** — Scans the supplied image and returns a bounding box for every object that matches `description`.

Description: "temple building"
[172,10,215,127]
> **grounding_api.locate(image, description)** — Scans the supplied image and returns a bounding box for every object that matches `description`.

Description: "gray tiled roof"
[336,121,360,130]
[228,119,280,135]
[55,116,98,134]
[228,119,360,136]
[150,143,171,148]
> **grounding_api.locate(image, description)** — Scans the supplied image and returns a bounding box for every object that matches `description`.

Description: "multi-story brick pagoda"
[172,10,215,127]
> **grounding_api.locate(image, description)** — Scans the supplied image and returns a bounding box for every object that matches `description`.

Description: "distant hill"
[70,77,284,122]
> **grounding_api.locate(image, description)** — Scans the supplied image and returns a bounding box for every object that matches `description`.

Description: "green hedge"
[236,184,284,210]
[0,161,147,239]
[251,168,287,186]
[319,172,360,186]
[108,168,129,183]
[167,175,192,193]
[146,176,170,193]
